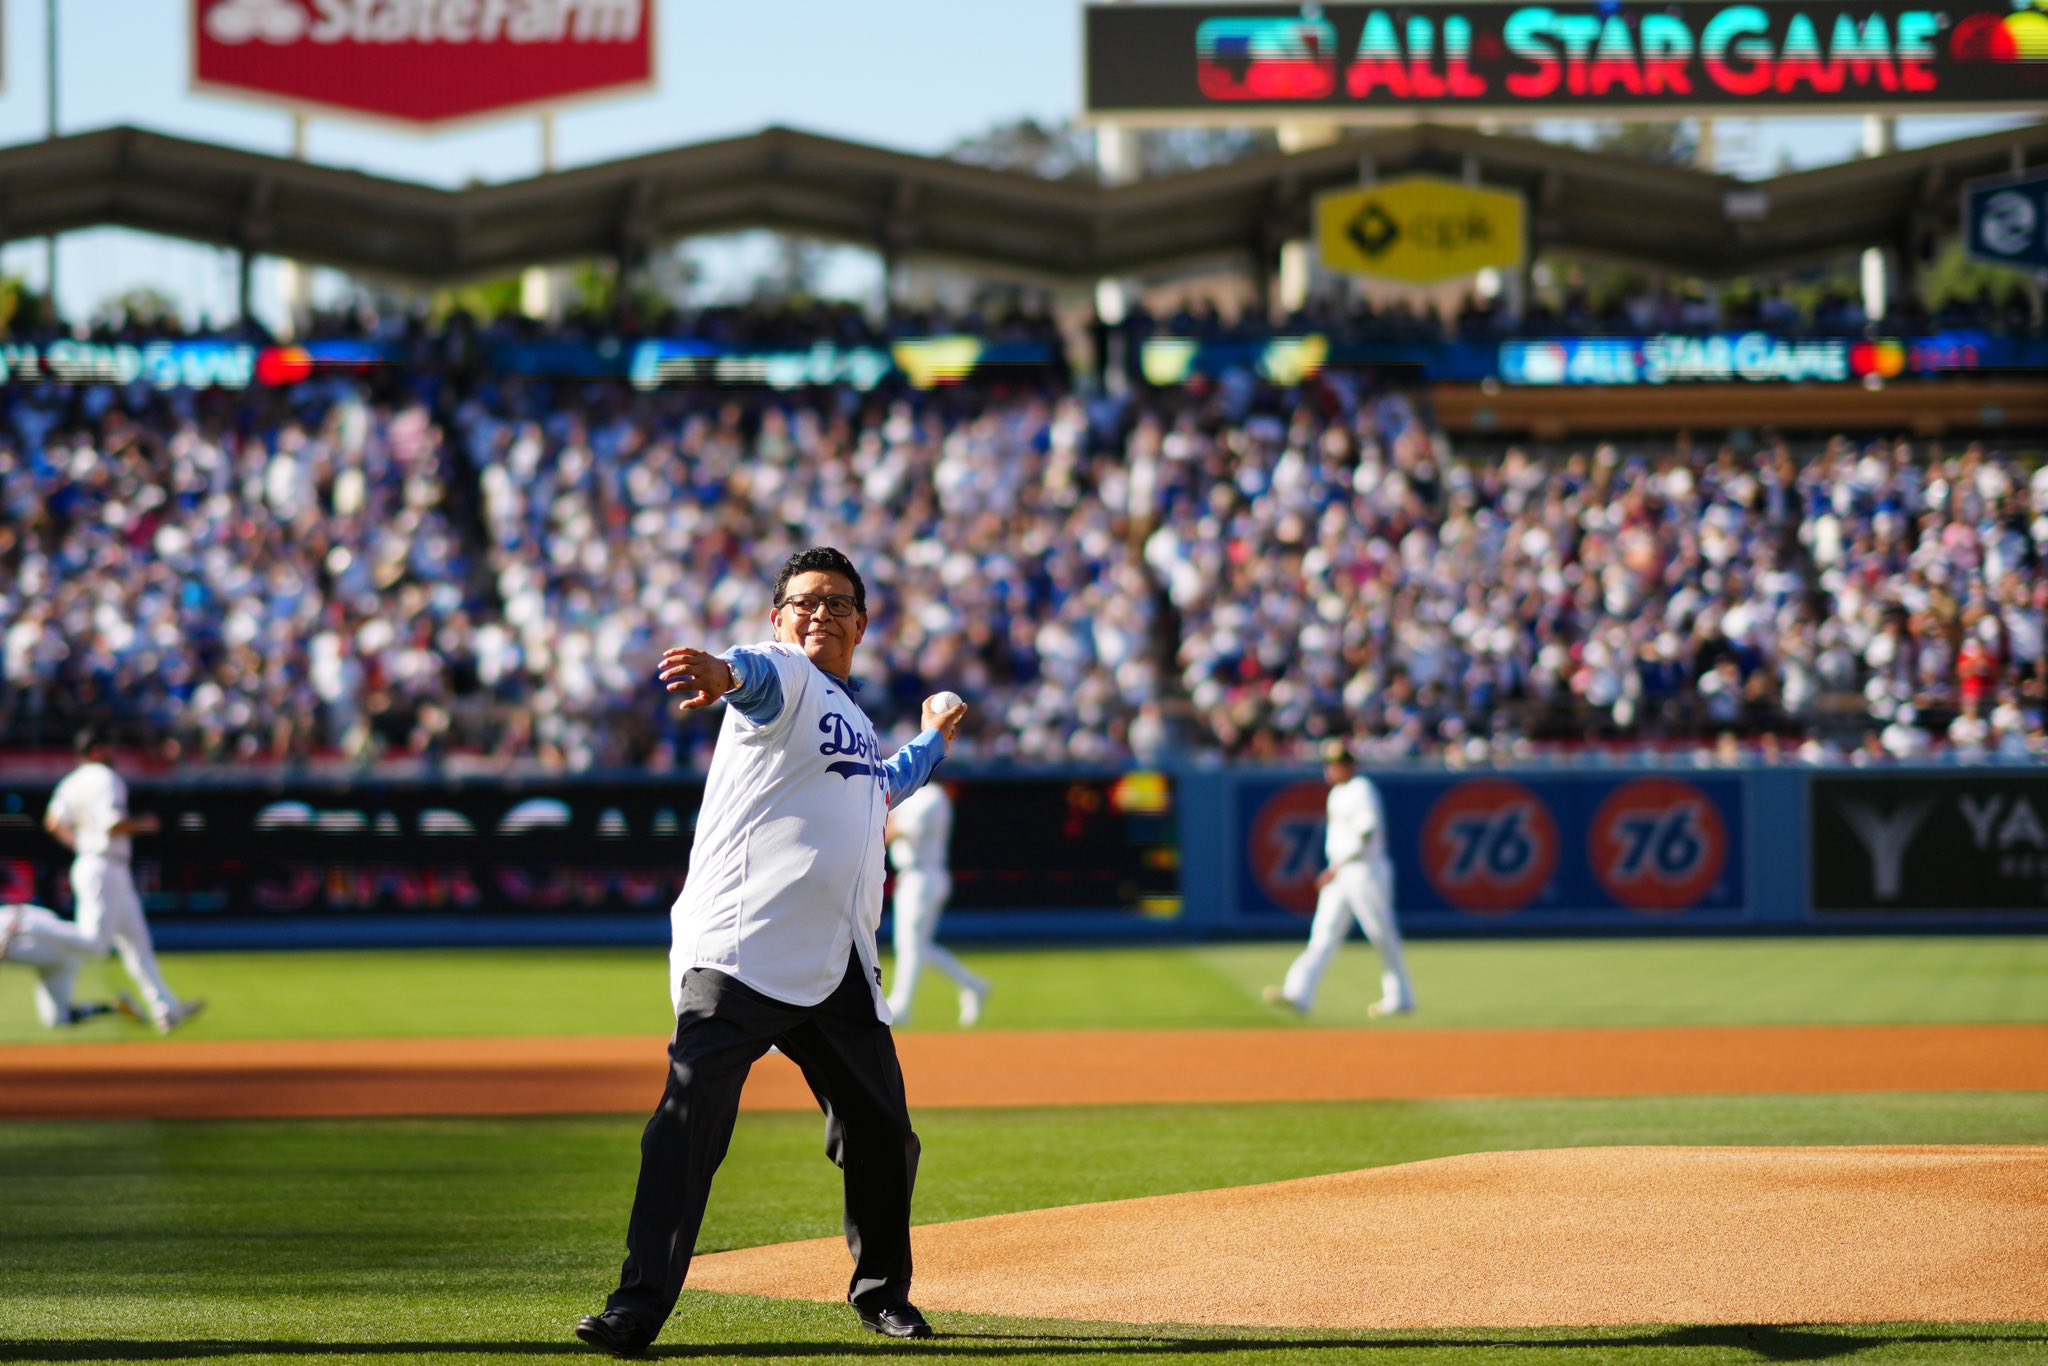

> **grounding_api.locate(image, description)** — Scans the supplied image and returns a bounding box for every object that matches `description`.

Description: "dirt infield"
[7,1028,2044,1332]
[689,1146,2048,1329]
[2,1023,2046,1121]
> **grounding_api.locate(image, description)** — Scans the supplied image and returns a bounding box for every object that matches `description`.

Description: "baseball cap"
[1321,740,1355,765]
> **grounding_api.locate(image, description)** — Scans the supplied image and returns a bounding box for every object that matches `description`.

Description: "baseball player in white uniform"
[577,547,965,1358]
[43,728,205,1035]
[885,781,989,1028]
[0,903,140,1028]
[1265,741,1415,1018]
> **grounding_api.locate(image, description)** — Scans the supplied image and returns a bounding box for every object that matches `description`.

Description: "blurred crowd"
[3,306,2046,773]
[1152,418,2048,766]
[0,380,486,768]
[1129,282,2037,350]
[37,271,2035,358]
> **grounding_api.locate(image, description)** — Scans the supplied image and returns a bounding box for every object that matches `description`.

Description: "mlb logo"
[1196,17,1338,101]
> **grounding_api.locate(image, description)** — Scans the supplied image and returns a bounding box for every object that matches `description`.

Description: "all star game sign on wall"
[1085,1,2048,120]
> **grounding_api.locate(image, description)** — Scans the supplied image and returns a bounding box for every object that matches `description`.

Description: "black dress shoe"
[574,1310,652,1357]
[856,1302,935,1339]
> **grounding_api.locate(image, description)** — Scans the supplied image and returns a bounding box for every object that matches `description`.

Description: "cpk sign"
[193,0,655,127]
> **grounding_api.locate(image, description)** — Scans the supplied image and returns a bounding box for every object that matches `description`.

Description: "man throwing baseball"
[576,546,967,1357]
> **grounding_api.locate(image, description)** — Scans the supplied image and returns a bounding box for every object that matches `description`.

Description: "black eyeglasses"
[778,593,860,618]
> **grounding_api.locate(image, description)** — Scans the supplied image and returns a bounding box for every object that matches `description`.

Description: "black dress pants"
[605,953,921,1334]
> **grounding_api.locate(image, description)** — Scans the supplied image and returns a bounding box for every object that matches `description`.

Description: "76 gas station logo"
[1421,778,1558,914]
[1590,778,1729,911]
[1248,781,1333,914]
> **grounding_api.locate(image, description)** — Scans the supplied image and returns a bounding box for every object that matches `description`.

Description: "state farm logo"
[206,0,306,44]
[201,0,645,46]
[193,0,656,125]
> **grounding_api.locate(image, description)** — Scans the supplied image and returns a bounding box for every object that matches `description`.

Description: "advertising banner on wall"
[192,0,657,126]
[1132,330,2048,388]
[1964,169,2048,273]
[1500,333,1869,385]
[1315,177,1527,284]
[1811,772,2048,916]
[1086,2,2048,120]
[1237,771,1748,930]
[0,774,1176,943]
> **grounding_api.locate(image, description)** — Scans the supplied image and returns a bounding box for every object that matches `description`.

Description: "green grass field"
[2,937,2045,1365]
[7,936,2048,1043]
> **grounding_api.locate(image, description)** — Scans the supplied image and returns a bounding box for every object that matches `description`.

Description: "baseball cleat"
[159,998,209,1035]
[959,982,989,1028]
[1261,986,1306,1015]
[112,993,147,1025]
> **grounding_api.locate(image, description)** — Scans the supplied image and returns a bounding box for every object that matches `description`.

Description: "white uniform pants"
[1280,860,1413,1013]
[887,870,984,1020]
[4,907,103,1028]
[72,857,182,1027]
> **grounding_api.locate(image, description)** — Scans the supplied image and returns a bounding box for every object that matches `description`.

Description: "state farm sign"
[192,0,655,127]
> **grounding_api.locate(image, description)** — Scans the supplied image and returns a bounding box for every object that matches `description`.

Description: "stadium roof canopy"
[3,121,2044,297]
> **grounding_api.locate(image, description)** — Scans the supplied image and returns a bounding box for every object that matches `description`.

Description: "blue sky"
[0,0,2026,329]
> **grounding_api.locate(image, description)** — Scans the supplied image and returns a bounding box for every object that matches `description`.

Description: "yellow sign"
[1315,176,1526,285]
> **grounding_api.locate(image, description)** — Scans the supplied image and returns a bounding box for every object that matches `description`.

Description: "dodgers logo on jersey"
[819,713,884,783]
[1420,778,1558,915]
[1247,781,1330,915]
[1590,777,1728,912]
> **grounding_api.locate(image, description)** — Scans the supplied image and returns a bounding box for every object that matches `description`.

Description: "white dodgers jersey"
[47,763,132,862]
[1326,775,1387,871]
[669,641,894,1014]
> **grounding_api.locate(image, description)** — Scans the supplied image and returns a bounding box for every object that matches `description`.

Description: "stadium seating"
[3,303,2043,770]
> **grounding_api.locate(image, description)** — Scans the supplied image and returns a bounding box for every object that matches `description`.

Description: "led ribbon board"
[1086,1,2048,118]
[0,340,394,388]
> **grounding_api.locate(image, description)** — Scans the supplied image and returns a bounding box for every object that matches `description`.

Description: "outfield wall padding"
[1,764,2041,947]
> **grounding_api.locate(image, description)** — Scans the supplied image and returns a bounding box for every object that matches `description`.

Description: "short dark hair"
[774,546,866,613]
[74,725,108,756]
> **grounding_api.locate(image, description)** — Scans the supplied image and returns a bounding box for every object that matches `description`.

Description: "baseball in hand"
[928,691,964,713]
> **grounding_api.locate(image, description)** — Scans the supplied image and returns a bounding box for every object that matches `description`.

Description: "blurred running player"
[44,727,205,1035]
[885,780,989,1027]
[0,903,140,1028]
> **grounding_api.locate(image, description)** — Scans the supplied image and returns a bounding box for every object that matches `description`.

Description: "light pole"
[45,0,58,312]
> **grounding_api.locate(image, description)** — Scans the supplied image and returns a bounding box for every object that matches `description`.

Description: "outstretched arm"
[658,645,783,724]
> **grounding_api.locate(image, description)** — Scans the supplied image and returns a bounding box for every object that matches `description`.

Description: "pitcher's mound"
[690,1146,2048,1329]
